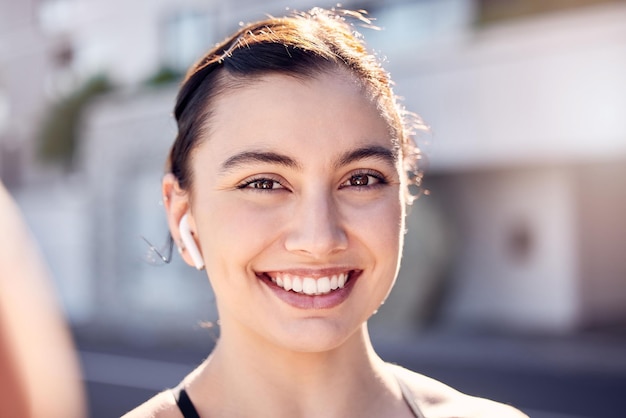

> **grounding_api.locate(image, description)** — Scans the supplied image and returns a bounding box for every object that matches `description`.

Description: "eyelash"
[340,169,388,189]
[237,176,286,191]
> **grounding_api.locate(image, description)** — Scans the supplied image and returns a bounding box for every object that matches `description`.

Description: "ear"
[162,173,204,269]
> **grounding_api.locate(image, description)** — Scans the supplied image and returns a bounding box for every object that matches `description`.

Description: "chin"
[267,317,366,354]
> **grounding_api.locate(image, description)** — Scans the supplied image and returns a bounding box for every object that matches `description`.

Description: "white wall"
[438,168,579,332]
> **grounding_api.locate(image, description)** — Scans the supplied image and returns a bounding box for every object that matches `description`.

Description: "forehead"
[193,70,396,165]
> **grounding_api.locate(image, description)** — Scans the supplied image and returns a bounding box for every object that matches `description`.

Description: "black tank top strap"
[171,386,201,418]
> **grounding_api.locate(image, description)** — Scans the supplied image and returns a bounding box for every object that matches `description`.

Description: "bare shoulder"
[121,390,181,418]
[389,364,528,418]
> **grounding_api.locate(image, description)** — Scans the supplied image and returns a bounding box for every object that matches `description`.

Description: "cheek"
[347,194,404,247]
[197,199,288,268]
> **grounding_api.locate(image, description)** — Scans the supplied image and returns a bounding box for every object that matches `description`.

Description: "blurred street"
[78,331,626,418]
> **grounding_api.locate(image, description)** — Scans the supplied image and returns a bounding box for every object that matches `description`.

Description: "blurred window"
[37,0,79,32]
[162,10,215,73]
[365,0,475,53]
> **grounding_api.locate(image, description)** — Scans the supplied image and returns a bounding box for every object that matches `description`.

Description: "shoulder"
[388,364,528,418]
[121,390,182,418]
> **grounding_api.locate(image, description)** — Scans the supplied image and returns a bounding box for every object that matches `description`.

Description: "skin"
[0,182,86,418]
[124,70,528,418]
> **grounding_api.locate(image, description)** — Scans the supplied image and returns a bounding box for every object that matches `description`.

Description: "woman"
[125,8,527,418]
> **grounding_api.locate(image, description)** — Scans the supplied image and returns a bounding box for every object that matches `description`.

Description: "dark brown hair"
[167,7,423,197]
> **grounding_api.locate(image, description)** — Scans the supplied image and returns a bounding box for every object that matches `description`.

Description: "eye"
[348,174,373,187]
[238,177,286,191]
[340,170,387,189]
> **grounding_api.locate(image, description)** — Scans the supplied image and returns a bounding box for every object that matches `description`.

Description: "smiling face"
[168,69,406,352]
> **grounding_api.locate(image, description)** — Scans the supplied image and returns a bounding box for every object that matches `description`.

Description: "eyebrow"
[220,151,301,172]
[335,145,399,169]
[220,144,398,173]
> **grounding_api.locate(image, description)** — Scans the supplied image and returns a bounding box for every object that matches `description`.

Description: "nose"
[284,190,348,258]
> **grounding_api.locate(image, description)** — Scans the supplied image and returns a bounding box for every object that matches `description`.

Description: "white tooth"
[338,273,346,288]
[317,277,331,294]
[291,276,303,293]
[276,275,284,287]
[330,275,338,290]
[283,275,292,291]
[303,278,316,295]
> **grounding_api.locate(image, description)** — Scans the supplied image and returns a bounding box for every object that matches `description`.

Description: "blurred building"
[386,0,626,333]
[1,0,625,344]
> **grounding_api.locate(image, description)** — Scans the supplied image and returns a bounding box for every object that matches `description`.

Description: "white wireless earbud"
[179,213,205,270]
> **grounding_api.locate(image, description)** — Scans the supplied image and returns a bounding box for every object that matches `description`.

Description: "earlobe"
[179,214,205,270]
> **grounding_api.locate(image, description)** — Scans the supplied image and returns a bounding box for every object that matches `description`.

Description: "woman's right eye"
[238,177,285,191]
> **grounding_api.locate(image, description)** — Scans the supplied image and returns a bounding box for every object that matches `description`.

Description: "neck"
[191,323,396,418]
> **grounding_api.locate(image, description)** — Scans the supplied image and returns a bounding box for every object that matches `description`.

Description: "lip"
[257,269,362,310]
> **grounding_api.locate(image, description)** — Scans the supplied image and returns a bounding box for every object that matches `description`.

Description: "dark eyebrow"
[335,145,399,169]
[220,151,301,172]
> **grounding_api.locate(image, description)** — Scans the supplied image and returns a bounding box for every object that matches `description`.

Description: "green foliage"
[143,66,183,87]
[37,75,112,169]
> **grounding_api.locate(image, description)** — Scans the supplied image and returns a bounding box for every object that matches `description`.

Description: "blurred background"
[1,0,625,416]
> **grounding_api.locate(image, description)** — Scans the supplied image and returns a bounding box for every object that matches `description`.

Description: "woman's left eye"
[340,171,386,188]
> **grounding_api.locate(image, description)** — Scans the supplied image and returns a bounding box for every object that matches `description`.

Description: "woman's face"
[180,70,405,352]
